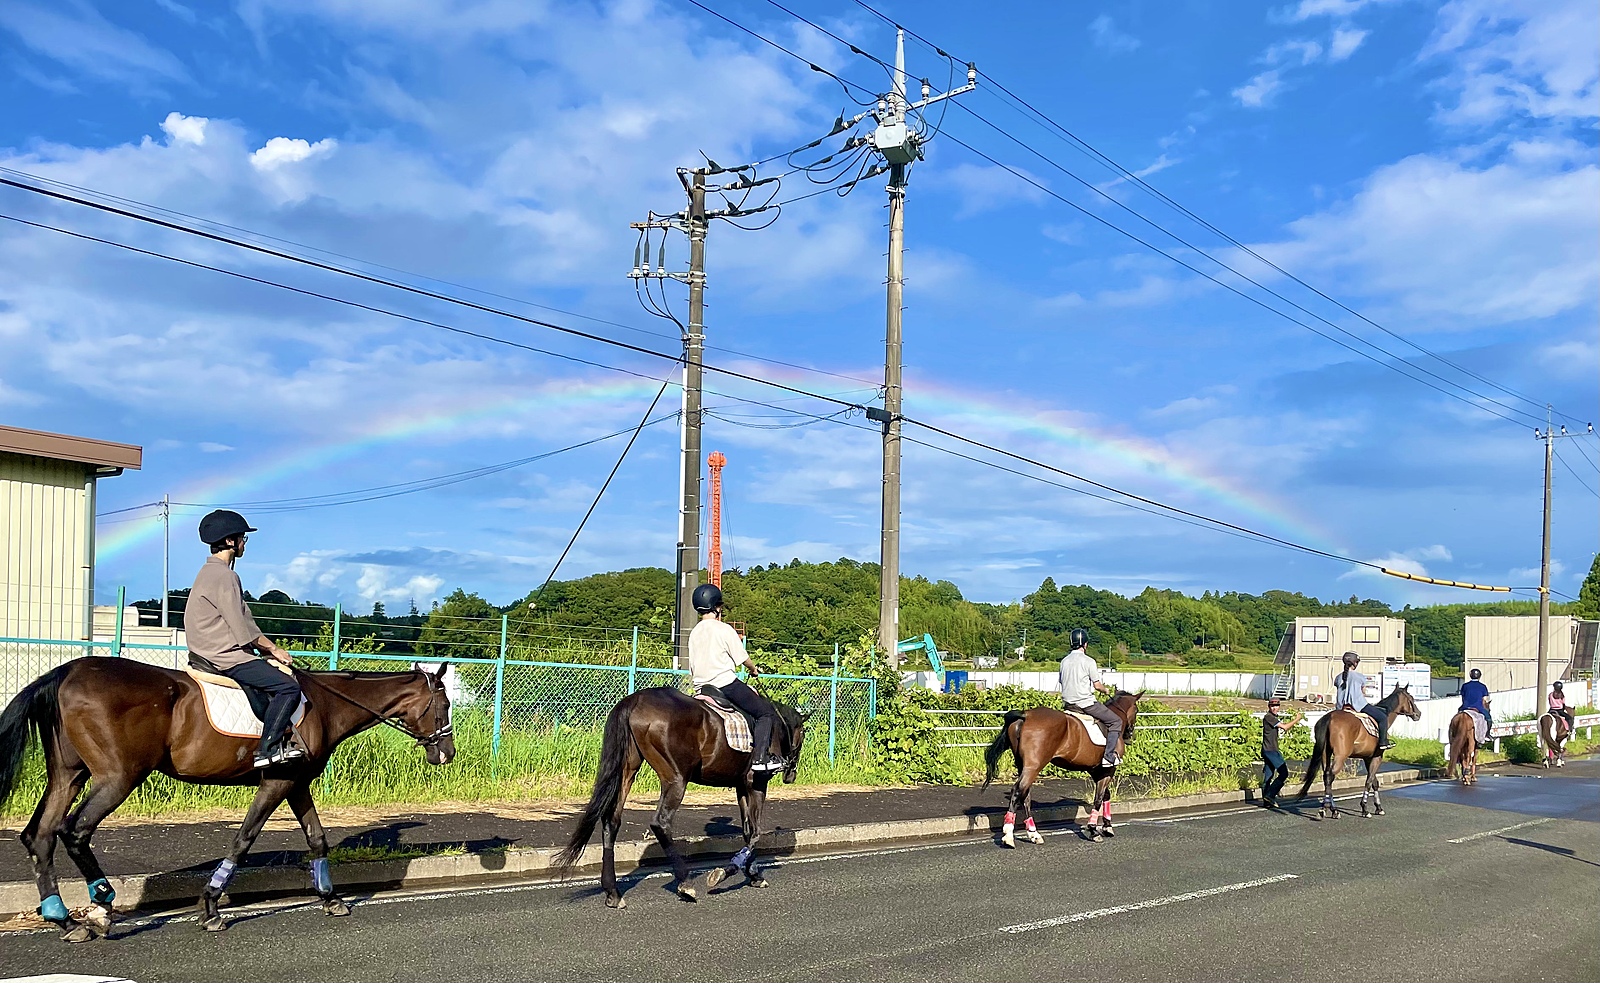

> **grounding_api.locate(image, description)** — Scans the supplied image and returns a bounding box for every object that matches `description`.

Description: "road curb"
[0,766,1438,918]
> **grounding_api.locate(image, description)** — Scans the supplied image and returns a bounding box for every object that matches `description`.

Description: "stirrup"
[750,756,784,772]
[254,745,307,769]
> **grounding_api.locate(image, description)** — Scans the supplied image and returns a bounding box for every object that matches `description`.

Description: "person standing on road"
[687,583,784,772]
[1460,668,1493,744]
[1333,652,1394,751]
[186,510,306,769]
[1059,628,1122,767]
[1260,698,1302,807]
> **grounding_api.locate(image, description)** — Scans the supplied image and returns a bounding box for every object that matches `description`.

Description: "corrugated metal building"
[1463,615,1595,691]
[1276,616,1408,702]
[1,425,142,640]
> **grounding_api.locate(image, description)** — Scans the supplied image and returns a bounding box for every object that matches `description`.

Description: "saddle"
[1063,707,1108,747]
[185,663,307,740]
[1339,706,1379,739]
[694,686,754,753]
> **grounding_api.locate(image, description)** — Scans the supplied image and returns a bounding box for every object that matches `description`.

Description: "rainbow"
[96,364,1339,565]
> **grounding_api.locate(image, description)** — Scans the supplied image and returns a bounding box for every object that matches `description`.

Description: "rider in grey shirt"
[1059,629,1122,767]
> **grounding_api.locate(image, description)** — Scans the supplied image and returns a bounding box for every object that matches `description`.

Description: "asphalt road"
[3,761,1596,983]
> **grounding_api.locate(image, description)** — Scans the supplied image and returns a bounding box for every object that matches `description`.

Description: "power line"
[845,0,1585,428]
[1554,447,1599,498]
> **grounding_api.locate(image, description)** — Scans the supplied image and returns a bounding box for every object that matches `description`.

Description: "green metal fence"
[0,605,877,764]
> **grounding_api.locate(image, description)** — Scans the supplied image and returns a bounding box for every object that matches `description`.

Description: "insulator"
[656,236,666,275]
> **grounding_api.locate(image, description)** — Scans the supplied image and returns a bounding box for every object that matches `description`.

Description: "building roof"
[0,425,142,472]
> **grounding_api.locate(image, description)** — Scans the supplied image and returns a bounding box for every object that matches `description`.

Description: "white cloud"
[932,162,1047,218]
[198,441,234,453]
[1233,70,1284,108]
[1328,28,1369,61]
[1424,0,1599,127]
[0,0,188,87]
[160,112,208,146]
[249,136,337,171]
[1286,0,1397,20]
[1089,15,1140,54]
[1260,140,1599,323]
[1342,545,1453,580]
[1265,39,1325,65]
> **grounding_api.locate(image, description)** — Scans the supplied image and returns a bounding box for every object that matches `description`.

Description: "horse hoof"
[747,875,769,889]
[706,867,728,890]
[604,895,626,910]
[83,905,113,938]
[1000,834,1015,849]
[676,885,698,903]
[1100,824,1115,838]
[1025,831,1045,845]
[200,915,228,933]
[323,898,352,917]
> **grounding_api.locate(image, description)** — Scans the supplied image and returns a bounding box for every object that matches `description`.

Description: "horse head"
[403,662,457,765]
[778,702,811,785]
[1392,683,1421,722]
[1111,690,1147,740]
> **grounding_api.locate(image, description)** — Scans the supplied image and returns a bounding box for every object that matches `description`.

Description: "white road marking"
[1447,817,1554,843]
[997,874,1300,934]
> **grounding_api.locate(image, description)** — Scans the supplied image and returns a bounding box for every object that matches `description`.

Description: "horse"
[1295,685,1420,819]
[1539,712,1571,769]
[981,692,1145,845]
[1444,710,1484,786]
[0,657,455,941]
[555,686,807,908]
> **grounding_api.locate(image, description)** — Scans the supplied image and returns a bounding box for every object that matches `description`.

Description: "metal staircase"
[1270,622,1295,700]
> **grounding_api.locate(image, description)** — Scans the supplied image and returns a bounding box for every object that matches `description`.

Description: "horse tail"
[982,710,1027,791]
[1295,719,1326,801]
[0,663,68,808]
[555,694,636,870]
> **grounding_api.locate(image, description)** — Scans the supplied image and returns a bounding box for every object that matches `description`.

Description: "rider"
[1260,697,1303,807]
[185,510,306,769]
[1333,651,1394,751]
[1459,668,1492,744]
[1059,628,1122,768]
[1547,681,1575,736]
[687,583,784,772]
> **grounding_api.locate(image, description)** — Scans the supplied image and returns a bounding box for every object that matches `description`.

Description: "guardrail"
[1486,712,1599,741]
[925,708,1250,748]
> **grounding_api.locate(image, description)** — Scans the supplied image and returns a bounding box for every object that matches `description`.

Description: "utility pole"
[864,31,976,666]
[160,493,170,630]
[1533,413,1594,716]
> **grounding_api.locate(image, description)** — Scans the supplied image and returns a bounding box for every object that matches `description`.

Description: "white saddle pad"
[1465,709,1488,745]
[187,668,306,739]
[695,695,753,753]
[1064,707,1108,746]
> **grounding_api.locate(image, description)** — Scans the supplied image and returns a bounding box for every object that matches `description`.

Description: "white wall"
[903,669,1274,697]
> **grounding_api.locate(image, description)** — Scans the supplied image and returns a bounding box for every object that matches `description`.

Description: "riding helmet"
[1342,651,1359,667]
[1553,681,1563,691]
[1069,627,1089,650]
[1469,668,1481,680]
[198,509,256,545]
[691,582,723,614]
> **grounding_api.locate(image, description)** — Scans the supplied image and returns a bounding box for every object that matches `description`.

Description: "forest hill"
[137,556,1600,672]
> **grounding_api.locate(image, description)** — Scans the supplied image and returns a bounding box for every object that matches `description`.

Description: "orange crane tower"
[707,450,726,587]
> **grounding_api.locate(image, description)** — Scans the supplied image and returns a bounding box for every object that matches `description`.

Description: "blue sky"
[2,0,1595,614]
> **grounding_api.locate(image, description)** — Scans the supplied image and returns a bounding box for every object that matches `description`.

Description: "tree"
[1578,554,1600,621]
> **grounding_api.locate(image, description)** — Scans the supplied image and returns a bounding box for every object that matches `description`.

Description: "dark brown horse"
[1296,685,1420,819]
[981,692,1145,845]
[555,686,806,908]
[0,657,454,941]
[1445,710,1485,785]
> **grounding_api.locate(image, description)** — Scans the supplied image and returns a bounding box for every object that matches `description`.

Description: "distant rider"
[1059,628,1123,768]
[1548,681,1575,736]
[1333,651,1394,751]
[1260,697,1302,807]
[186,510,305,769]
[1459,668,1492,744]
[687,583,784,772]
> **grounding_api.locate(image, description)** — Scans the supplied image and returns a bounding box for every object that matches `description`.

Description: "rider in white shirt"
[1058,628,1122,768]
[686,583,784,772]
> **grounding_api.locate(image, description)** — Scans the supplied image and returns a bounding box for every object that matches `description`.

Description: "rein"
[305,669,453,748]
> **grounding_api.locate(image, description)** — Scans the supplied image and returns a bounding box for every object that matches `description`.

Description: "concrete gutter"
[0,766,1439,919]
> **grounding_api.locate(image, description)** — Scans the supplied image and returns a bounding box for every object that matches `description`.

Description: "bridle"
[312,668,454,749]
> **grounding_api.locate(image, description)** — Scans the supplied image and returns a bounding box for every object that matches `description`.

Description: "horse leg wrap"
[207,859,237,895]
[310,858,333,896]
[88,878,115,906]
[1002,811,1016,837]
[1023,817,1037,832]
[39,894,69,924]
[731,846,754,869]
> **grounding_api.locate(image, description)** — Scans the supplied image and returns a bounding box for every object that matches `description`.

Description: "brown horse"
[1295,685,1420,819]
[1539,712,1571,769]
[0,657,454,941]
[555,686,807,908]
[1444,710,1486,785]
[981,692,1145,845]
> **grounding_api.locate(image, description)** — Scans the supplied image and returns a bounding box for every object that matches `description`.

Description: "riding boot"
[1374,713,1394,751]
[255,693,304,766]
[748,715,778,770]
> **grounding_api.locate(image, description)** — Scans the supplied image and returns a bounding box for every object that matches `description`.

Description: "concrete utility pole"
[864,31,975,666]
[1533,413,1594,716]
[678,173,708,668]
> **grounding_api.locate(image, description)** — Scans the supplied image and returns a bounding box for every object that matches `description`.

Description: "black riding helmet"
[1342,651,1360,667]
[198,509,256,546]
[1470,668,1481,680]
[691,582,723,614]
[1069,627,1089,650]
